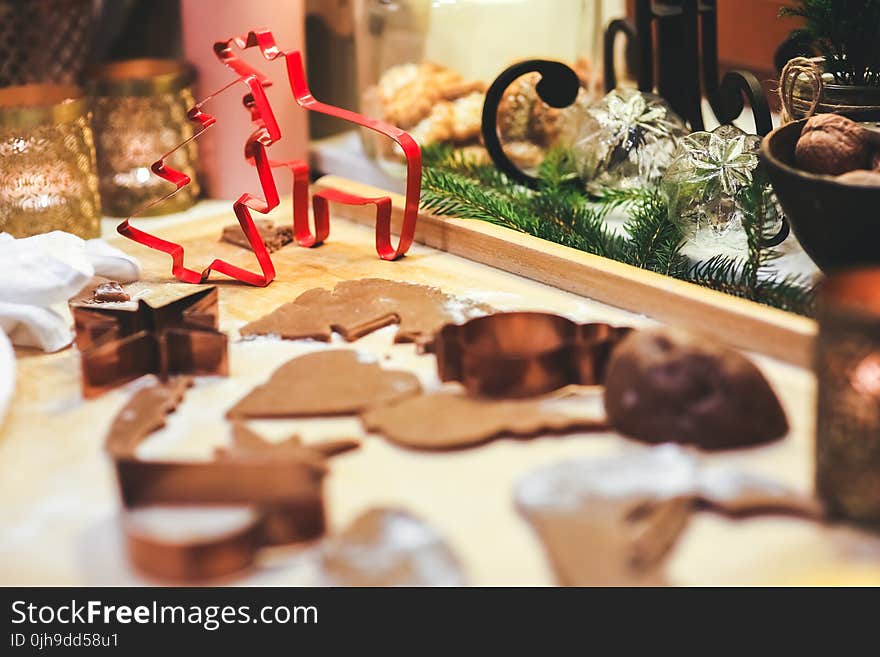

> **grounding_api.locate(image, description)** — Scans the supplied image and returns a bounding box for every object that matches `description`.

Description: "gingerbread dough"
[318,508,467,586]
[604,328,789,450]
[515,445,823,586]
[105,377,192,457]
[218,423,360,466]
[239,278,490,346]
[361,391,607,450]
[221,219,293,253]
[93,281,129,303]
[71,276,134,307]
[226,350,422,419]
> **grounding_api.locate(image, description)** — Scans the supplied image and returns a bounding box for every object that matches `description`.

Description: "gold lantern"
[0,83,100,239]
[88,59,200,217]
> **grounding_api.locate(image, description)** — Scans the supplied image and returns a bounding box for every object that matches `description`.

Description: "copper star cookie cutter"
[71,287,228,398]
[434,312,632,398]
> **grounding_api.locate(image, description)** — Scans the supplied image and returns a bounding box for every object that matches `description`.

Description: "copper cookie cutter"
[434,312,632,397]
[117,455,328,581]
[105,379,356,581]
[71,286,228,398]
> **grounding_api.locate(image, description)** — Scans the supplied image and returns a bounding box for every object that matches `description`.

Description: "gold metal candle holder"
[0,0,94,87]
[0,84,100,239]
[816,269,880,525]
[88,59,200,217]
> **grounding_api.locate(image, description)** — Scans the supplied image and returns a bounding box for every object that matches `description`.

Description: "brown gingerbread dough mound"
[603,328,788,450]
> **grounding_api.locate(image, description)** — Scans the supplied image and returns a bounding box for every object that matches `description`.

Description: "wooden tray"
[314,175,816,368]
[5,195,878,587]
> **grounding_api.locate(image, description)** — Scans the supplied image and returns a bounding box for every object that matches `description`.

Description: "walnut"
[837,169,880,186]
[795,113,870,175]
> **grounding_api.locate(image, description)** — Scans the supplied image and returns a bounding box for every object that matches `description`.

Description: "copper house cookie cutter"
[71,286,228,398]
[434,312,632,398]
[116,456,329,581]
[105,379,357,581]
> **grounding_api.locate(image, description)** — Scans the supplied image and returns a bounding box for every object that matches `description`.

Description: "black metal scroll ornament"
[480,59,787,246]
[481,59,581,189]
[603,0,773,137]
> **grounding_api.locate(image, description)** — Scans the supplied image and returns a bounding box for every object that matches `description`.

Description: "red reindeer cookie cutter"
[118,27,422,286]
[213,28,421,260]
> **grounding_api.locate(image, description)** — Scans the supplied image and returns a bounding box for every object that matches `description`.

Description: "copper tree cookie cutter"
[434,312,632,398]
[116,73,281,286]
[70,287,228,398]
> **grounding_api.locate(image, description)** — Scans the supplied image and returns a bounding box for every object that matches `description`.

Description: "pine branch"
[622,190,690,277]
[419,147,815,316]
[421,142,516,193]
[420,168,532,229]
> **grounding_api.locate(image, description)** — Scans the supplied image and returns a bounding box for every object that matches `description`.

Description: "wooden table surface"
[2,197,880,586]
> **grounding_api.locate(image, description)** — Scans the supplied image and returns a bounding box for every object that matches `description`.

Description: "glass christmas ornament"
[571,88,688,194]
[661,123,784,251]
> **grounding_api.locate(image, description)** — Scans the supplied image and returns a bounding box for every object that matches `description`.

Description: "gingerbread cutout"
[240,278,490,346]
[221,219,294,253]
[219,423,359,465]
[225,350,422,419]
[361,391,607,450]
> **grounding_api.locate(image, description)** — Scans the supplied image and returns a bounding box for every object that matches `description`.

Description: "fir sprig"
[780,0,880,86]
[621,190,690,277]
[419,145,814,316]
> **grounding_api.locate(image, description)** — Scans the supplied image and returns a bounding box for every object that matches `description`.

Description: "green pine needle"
[419,146,814,316]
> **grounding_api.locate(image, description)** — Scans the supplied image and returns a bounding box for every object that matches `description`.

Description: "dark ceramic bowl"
[761,118,880,272]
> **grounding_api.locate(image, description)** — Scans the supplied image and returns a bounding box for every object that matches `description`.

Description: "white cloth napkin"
[0,329,14,425]
[0,231,141,352]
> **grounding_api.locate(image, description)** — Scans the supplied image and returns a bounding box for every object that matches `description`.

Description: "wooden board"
[2,198,879,587]
[313,175,817,368]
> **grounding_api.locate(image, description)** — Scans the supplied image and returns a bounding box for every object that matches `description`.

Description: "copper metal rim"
[446,312,579,360]
[124,505,263,582]
[88,58,196,97]
[816,268,880,321]
[435,312,631,397]
[0,83,87,128]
